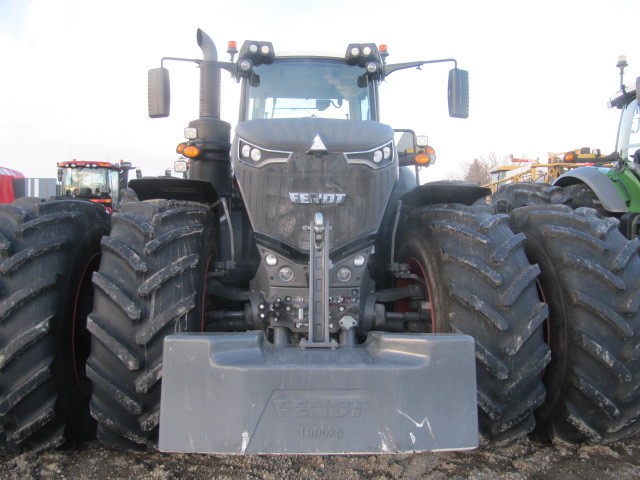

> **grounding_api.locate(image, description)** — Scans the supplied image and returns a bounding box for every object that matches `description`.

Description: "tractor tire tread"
[509,204,640,444]
[396,203,550,444]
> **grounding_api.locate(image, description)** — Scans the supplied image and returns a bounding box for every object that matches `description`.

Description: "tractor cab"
[606,57,640,163]
[57,160,136,211]
[615,92,640,163]
[239,50,377,122]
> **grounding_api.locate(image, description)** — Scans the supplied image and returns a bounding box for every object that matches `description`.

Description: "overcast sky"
[0,0,638,180]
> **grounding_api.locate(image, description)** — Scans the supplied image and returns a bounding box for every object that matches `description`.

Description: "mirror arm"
[160,57,237,76]
[383,58,458,79]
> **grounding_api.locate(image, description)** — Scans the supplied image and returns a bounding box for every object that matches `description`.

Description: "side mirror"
[394,129,417,163]
[448,68,469,119]
[148,67,171,118]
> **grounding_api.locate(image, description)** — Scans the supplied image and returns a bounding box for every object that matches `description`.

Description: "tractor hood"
[232,118,398,257]
[235,118,394,153]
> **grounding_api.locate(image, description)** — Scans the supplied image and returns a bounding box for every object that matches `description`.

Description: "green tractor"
[493,56,640,239]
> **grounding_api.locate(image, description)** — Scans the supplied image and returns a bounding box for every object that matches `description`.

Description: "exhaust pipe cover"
[196,28,221,118]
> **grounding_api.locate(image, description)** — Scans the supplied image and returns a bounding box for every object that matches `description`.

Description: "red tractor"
[57,160,138,213]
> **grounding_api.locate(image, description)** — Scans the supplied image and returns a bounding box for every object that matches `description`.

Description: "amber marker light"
[176,142,187,154]
[564,151,576,162]
[415,154,430,165]
[183,145,201,158]
[415,146,436,165]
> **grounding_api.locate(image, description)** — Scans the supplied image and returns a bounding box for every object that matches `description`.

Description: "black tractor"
[1,30,638,455]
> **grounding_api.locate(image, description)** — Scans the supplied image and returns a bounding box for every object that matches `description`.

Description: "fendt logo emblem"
[308,133,328,153]
[289,193,346,204]
[274,398,366,417]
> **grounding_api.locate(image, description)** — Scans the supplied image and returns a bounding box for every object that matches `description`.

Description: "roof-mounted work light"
[345,43,381,67]
[238,41,275,66]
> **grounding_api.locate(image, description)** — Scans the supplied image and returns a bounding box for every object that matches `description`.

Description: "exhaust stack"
[188,29,231,196]
[197,28,221,119]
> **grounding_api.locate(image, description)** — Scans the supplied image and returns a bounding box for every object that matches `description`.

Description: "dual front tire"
[86,195,217,450]
[395,204,550,444]
[0,199,110,452]
[395,202,640,445]
[509,205,640,443]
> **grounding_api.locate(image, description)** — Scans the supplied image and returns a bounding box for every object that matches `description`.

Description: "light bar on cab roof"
[345,43,381,67]
[238,40,275,66]
[59,161,119,169]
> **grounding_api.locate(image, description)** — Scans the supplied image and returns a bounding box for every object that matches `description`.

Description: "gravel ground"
[1,434,638,480]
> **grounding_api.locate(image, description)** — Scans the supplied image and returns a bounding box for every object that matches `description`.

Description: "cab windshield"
[619,98,640,160]
[244,58,372,121]
[60,167,120,203]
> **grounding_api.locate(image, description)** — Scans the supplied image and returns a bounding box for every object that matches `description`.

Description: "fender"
[400,181,491,208]
[554,167,627,213]
[129,177,218,204]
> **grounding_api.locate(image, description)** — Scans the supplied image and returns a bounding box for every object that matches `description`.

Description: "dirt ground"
[0,434,638,480]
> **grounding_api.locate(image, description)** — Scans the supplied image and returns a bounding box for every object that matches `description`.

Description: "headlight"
[265,254,278,266]
[345,141,395,169]
[241,144,251,158]
[353,255,366,267]
[174,160,188,172]
[416,135,429,147]
[278,266,295,283]
[336,267,352,283]
[250,148,262,162]
[237,139,290,167]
